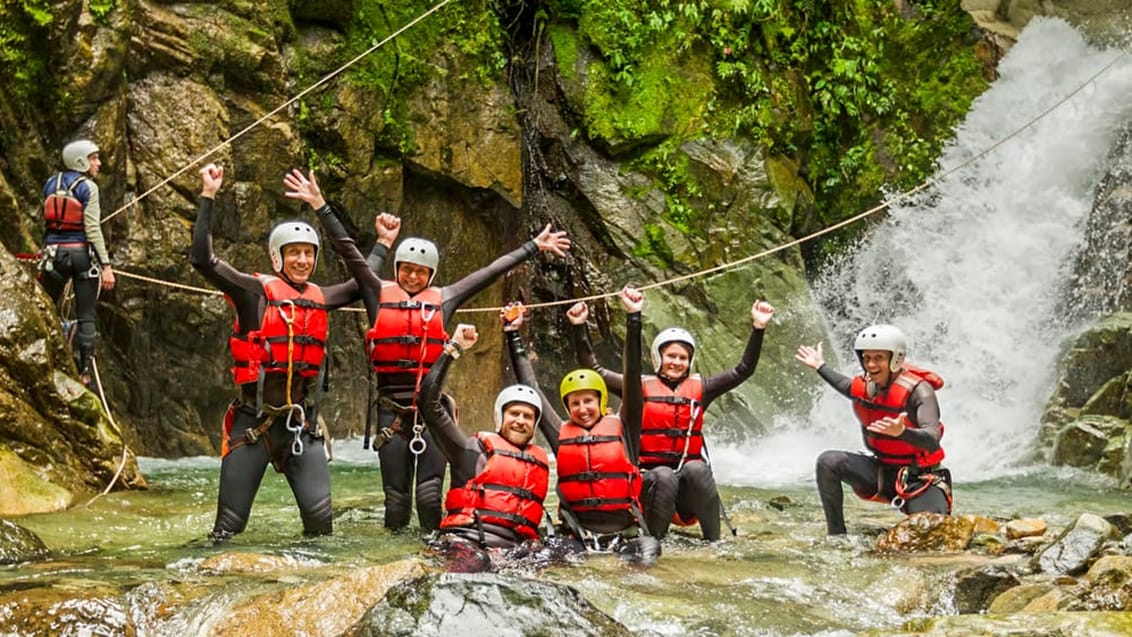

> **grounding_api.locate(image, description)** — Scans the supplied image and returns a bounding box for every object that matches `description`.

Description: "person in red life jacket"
[39,139,116,387]
[794,323,952,535]
[414,324,550,571]
[282,169,570,535]
[504,288,660,566]
[565,298,776,541]
[191,164,362,543]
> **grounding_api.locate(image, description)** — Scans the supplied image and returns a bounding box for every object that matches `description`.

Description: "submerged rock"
[354,572,633,637]
[0,519,49,564]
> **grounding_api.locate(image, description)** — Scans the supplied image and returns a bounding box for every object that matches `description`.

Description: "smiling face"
[565,389,602,429]
[860,349,894,387]
[498,402,538,446]
[396,262,433,294]
[280,243,317,285]
[86,153,101,177]
[658,342,691,380]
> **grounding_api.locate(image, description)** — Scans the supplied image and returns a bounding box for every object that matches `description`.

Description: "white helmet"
[493,384,542,432]
[394,237,439,286]
[62,139,99,172]
[650,327,696,371]
[854,324,907,372]
[268,221,320,275]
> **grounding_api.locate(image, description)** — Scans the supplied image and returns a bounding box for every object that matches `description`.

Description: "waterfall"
[717,18,1132,486]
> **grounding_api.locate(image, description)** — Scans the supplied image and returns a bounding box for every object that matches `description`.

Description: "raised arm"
[189,164,264,315]
[795,341,854,398]
[618,287,644,465]
[419,324,479,469]
[567,301,625,396]
[503,303,564,453]
[440,224,570,321]
[701,300,775,405]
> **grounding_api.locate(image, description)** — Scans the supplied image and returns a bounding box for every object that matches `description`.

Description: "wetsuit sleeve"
[320,279,361,310]
[620,311,644,465]
[367,242,387,277]
[571,323,625,397]
[315,203,379,318]
[82,181,111,265]
[816,364,855,399]
[419,348,476,469]
[440,241,539,321]
[900,382,943,452]
[507,329,563,453]
[701,327,765,406]
[188,195,263,327]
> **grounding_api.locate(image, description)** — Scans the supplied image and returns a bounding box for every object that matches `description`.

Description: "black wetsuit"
[572,324,766,540]
[813,364,949,535]
[40,170,110,380]
[316,202,540,533]
[510,312,658,565]
[190,196,360,541]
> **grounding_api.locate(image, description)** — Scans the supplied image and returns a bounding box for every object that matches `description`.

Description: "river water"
[8,17,1132,637]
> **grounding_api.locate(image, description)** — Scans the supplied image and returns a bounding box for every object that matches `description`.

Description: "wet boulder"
[953,564,1021,614]
[1005,517,1047,540]
[354,572,633,637]
[1051,415,1126,469]
[1079,555,1132,610]
[0,519,49,564]
[1035,512,1120,575]
[0,587,130,636]
[876,513,974,553]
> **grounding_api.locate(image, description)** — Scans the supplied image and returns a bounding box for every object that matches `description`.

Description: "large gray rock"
[355,572,633,637]
[1035,512,1120,576]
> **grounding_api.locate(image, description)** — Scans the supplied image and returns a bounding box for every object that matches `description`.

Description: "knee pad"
[415,477,443,532]
[211,506,247,541]
[383,488,412,531]
[301,496,334,537]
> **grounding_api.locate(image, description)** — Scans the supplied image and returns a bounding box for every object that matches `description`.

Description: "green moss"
[89,0,117,24]
[0,1,54,105]
[546,0,987,263]
[341,0,507,159]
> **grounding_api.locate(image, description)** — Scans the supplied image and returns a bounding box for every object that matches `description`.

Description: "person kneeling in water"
[795,324,952,535]
[504,289,660,567]
[418,323,551,572]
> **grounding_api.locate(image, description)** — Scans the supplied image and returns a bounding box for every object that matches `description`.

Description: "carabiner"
[284,404,306,457]
[277,298,297,326]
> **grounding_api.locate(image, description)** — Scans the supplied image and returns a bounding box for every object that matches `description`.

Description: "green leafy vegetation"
[0,1,54,104]
[545,0,988,258]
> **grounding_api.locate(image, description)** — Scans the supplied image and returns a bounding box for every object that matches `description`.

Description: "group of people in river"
[39,141,953,570]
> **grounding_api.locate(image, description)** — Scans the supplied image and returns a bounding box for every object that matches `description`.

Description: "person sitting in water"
[504,289,660,566]
[416,322,550,569]
[566,298,775,541]
[190,164,360,542]
[794,324,951,535]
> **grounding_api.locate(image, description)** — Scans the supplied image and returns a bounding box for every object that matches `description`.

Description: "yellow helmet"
[559,369,607,414]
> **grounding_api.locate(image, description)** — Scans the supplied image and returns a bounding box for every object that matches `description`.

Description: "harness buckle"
[243,428,261,445]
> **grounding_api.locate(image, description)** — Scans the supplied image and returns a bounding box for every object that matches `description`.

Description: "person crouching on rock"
[794,323,952,536]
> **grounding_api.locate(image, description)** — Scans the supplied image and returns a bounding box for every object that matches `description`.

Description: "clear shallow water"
[5,446,1130,636]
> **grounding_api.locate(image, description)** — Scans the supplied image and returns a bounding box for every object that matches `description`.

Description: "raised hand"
[500,302,526,332]
[452,323,479,350]
[752,300,775,329]
[200,163,224,198]
[794,342,825,370]
[565,301,589,325]
[619,286,644,314]
[374,213,401,248]
[282,169,326,210]
[534,224,571,258]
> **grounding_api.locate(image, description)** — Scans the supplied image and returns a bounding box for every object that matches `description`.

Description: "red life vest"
[441,432,549,541]
[366,282,448,375]
[556,415,642,515]
[228,275,328,386]
[43,173,87,232]
[850,364,946,468]
[640,374,704,468]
